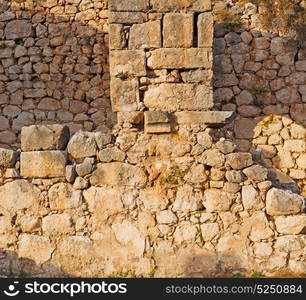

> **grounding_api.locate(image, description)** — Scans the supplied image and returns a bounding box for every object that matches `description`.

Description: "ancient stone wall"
[0,0,305,278]
[0,0,114,150]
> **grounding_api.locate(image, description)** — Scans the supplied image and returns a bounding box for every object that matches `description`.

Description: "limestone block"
[198,13,214,48]
[242,185,264,210]
[110,78,139,112]
[172,185,203,212]
[151,0,211,12]
[156,210,178,224]
[94,132,112,149]
[109,24,126,49]
[226,153,253,169]
[129,21,161,49]
[90,162,147,187]
[98,147,126,162]
[174,111,235,125]
[67,131,97,158]
[163,13,193,48]
[201,223,219,241]
[0,216,12,233]
[204,190,233,212]
[266,188,305,216]
[18,234,55,265]
[109,0,149,11]
[199,149,225,167]
[148,48,212,69]
[242,164,268,182]
[21,125,70,151]
[0,180,40,213]
[144,84,213,112]
[144,111,171,134]
[225,170,244,183]
[275,215,306,234]
[48,183,82,210]
[42,214,73,234]
[284,140,306,152]
[0,148,17,168]
[83,187,123,222]
[139,188,169,211]
[110,50,146,77]
[20,151,67,178]
[109,12,147,24]
[5,20,33,39]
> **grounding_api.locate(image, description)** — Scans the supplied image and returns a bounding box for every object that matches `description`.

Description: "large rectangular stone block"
[151,0,211,12]
[147,48,212,69]
[21,125,70,151]
[110,77,139,112]
[163,13,194,48]
[109,0,149,12]
[174,111,236,125]
[129,20,161,49]
[144,84,213,112]
[110,50,146,77]
[109,12,147,24]
[198,12,214,48]
[20,151,67,178]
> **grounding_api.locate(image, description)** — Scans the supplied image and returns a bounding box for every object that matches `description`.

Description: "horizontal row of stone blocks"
[109,13,213,49]
[109,0,211,12]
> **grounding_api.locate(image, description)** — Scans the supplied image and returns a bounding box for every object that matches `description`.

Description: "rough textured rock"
[21,125,70,151]
[226,153,253,169]
[67,131,97,159]
[266,188,305,216]
[275,215,306,234]
[204,190,233,212]
[90,162,147,187]
[139,188,169,211]
[5,20,33,39]
[0,148,17,167]
[20,151,67,178]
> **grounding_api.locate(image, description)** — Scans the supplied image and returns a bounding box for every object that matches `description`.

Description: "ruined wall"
[0,0,114,150]
[0,0,305,278]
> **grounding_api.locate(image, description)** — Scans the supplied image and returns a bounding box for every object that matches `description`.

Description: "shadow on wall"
[0,0,116,150]
[212,4,306,196]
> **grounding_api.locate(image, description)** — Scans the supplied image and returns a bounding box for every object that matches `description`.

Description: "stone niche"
[108,0,234,133]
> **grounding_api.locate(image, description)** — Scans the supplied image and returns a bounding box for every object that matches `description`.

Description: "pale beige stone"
[67,131,97,159]
[204,190,233,212]
[109,24,126,49]
[226,153,253,169]
[20,151,67,178]
[151,0,211,12]
[173,185,203,212]
[18,234,55,265]
[198,12,213,47]
[156,210,177,224]
[199,149,225,167]
[242,185,264,210]
[139,188,168,212]
[144,84,213,112]
[148,48,212,69]
[42,214,73,234]
[275,215,306,234]
[175,111,235,125]
[110,0,149,11]
[174,223,197,243]
[0,148,17,168]
[201,223,219,241]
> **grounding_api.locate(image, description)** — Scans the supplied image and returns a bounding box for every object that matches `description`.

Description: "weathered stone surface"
[109,0,149,11]
[226,153,253,169]
[174,223,197,243]
[173,185,203,212]
[266,188,305,216]
[242,164,268,182]
[199,149,225,167]
[198,12,214,47]
[109,12,147,24]
[90,162,147,187]
[174,111,235,125]
[110,50,146,77]
[156,210,178,224]
[139,188,169,211]
[18,234,54,265]
[98,147,126,162]
[163,13,193,48]
[144,111,171,133]
[144,84,213,112]
[242,185,264,210]
[42,214,73,234]
[95,132,112,149]
[129,21,161,49]
[65,165,76,183]
[148,48,212,69]
[275,215,306,234]
[109,24,126,49]
[20,151,67,178]
[234,117,256,139]
[48,183,82,210]
[204,190,233,212]
[83,187,123,222]
[0,148,17,168]
[201,223,219,241]
[225,170,244,183]
[0,180,40,213]
[110,78,139,112]
[5,20,33,39]
[151,0,211,12]
[67,131,97,158]
[21,125,70,151]
[284,140,306,153]
[0,216,12,233]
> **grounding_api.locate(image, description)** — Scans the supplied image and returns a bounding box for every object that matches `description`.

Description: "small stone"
[98,147,126,162]
[94,132,112,149]
[204,190,233,212]
[225,170,244,183]
[156,210,177,224]
[199,149,225,168]
[242,185,264,210]
[226,153,253,169]
[172,185,203,212]
[73,177,89,190]
[0,148,17,168]
[275,215,306,234]
[42,214,73,234]
[201,223,219,241]
[65,165,76,183]
[242,164,268,182]
[76,159,93,176]
[216,139,236,154]
[5,20,33,39]
[67,131,97,159]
